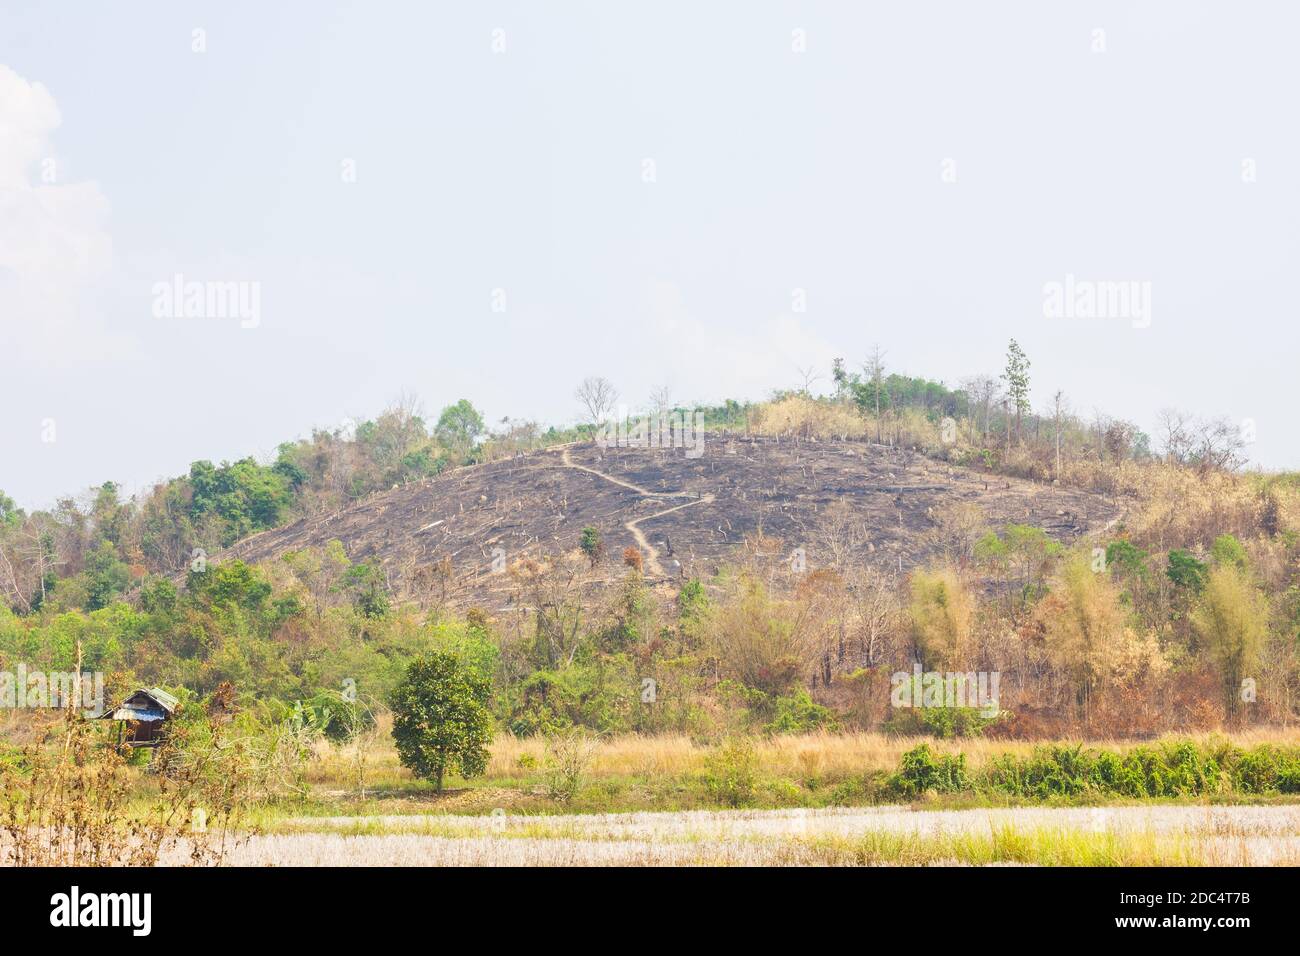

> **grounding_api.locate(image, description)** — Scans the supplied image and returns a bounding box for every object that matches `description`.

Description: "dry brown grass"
[306,725,1300,791]
[491,727,1300,779]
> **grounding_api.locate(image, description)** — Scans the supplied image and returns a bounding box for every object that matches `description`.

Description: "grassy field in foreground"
[265,725,1300,821]
[216,804,1300,866]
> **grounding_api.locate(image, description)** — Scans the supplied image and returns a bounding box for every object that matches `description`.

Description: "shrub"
[882,677,1002,739]
[0,708,251,866]
[579,527,604,567]
[542,728,600,804]
[701,737,760,807]
[888,744,969,797]
[766,690,838,734]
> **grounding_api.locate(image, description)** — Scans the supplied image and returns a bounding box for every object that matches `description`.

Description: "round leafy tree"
[390,653,492,792]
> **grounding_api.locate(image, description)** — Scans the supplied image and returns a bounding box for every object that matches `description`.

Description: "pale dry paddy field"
[189,804,1300,867]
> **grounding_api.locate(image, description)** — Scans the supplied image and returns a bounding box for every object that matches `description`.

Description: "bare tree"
[846,566,898,668]
[575,377,619,425]
[864,346,887,442]
[922,501,989,565]
[1156,407,1194,464]
[1049,390,1069,479]
[961,375,998,444]
[388,388,425,430]
[0,539,32,613]
[1192,417,1247,473]
[794,365,821,397]
[509,554,592,667]
[815,501,867,570]
[649,383,674,418]
[1091,408,1111,462]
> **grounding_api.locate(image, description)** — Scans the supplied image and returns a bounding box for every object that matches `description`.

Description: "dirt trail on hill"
[218,437,1124,606]
[560,447,711,577]
[624,495,716,577]
[560,448,689,498]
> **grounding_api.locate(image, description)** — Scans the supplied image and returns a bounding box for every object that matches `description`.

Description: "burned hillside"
[218,436,1123,606]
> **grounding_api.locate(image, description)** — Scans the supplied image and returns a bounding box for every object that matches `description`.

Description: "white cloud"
[0,64,117,362]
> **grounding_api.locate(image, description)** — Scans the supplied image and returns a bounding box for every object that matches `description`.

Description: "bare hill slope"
[220,437,1122,602]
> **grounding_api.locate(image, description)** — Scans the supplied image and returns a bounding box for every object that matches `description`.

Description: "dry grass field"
[303,723,1300,799]
[202,803,1300,866]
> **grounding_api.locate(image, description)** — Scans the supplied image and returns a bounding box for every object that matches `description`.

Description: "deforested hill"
[220,435,1122,607]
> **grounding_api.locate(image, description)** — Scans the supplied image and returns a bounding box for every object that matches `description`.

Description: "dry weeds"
[224,803,1300,866]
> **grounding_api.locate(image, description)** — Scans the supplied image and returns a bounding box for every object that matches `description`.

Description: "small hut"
[96,687,179,749]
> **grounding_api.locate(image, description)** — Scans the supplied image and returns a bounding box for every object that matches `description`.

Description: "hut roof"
[96,687,179,722]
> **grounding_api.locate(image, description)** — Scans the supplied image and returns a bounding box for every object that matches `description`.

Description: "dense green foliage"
[0,399,503,617]
[390,653,492,791]
[888,739,1300,800]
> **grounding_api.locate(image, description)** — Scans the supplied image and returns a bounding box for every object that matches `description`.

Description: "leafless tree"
[960,375,992,443]
[1191,417,1247,473]
[487,416,542,458]
[0,539,32,613]
[846,566,898,668]
[1049,390,1069,478]
[1104,419,1138,462]
[649,383,674,418]
[922,501,989,565]
[509,554,591,668]
[575,377,619,425]
[1091,408,1112,462]
[815,501,867,570]
[794,365,821,396]
[1156,407,1194,464]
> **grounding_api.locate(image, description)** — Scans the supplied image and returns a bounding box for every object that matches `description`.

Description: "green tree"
[390,653,492,792]
[188,458,293,544]
[1001,339,1030,444]
[1105,540,1149,578]
[1001,523,1059,595]
[345,561,390,619]
[1167,549,1208,592]
[186,559,272,611]
[1210,534,1248,570]
[0,490,23,529]
[579,526,604,568]
[84,540,130,611]
[434,400,485,461]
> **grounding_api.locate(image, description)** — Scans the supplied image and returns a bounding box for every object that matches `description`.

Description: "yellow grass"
[485,727,1300,777]
[306,723,1300,790]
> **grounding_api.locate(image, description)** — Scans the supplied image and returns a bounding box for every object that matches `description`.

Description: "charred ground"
[220,436,1123,605]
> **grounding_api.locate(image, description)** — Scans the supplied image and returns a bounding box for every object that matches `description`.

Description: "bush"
[542,728,599,804]
[700,738,760,807]
[883,700,1001,740]
[300,690,375,743]
[888,744,969,797]
[978,741,1300,800]
[766,690,838,734]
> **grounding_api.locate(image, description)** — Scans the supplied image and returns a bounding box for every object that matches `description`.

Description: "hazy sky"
[3,1,1298,509]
